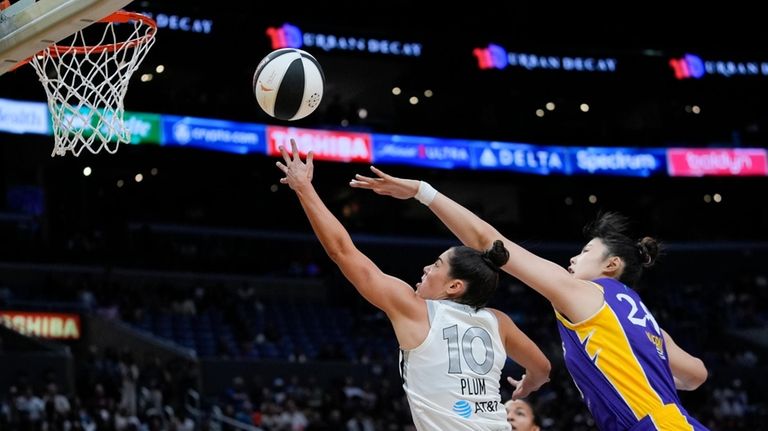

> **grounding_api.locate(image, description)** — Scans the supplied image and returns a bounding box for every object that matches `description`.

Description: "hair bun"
[482,240,510,269]
[636,237,660,267]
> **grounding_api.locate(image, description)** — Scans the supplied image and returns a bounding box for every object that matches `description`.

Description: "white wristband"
[414,181,437,206]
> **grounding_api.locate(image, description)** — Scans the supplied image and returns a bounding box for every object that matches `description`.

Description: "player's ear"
[603,255,622,276]
[446,279,465,297]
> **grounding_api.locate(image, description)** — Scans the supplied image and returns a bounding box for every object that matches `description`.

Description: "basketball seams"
[253,48,324,121]
[274,57,306,120]
[253,48,296,87]
[300,51,326,86]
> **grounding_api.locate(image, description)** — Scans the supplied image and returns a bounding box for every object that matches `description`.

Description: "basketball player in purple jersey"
[351,167,710,431]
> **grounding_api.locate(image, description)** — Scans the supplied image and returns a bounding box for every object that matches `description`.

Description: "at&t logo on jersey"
[452,400,472,418]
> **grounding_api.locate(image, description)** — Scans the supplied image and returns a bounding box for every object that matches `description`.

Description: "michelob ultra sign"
[0,311,81,339]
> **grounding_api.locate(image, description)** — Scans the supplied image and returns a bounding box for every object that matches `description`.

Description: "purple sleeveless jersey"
[556,278,709,431]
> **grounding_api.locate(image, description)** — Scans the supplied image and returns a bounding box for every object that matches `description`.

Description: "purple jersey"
[556,278,709,431]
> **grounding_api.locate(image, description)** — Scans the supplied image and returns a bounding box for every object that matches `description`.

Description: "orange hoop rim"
[48,10,157,55]
[13,10,156,69]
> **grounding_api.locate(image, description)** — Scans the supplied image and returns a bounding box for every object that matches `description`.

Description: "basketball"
[253,48,325,121]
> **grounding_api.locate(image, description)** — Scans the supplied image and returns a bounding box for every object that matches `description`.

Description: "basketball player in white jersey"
[276,141,551,430]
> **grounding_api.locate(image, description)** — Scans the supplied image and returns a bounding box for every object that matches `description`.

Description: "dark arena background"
[0,2,766,430]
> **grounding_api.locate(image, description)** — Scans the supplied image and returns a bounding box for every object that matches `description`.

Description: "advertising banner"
[123,111,162,144]
[266,126,372,163]
[162,115,266,154]
[0,98,49,135]
[0,311,81,339]
[571,147,666,177]
[372,135,473,169]
[473,142,570,175]
[667,148,768,177]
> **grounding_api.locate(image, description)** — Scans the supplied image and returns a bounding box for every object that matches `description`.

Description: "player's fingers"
[279,146,291,164]
[290,139,300,161]
[306,151,314,179]
[370,165,390,179]
[354,173,378,184]
[276,161,288,172]
[279,177,288,184]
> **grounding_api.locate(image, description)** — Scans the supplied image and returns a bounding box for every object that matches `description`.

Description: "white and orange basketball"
[253,48,325,121]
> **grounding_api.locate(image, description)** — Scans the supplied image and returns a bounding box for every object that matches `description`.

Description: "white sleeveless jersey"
[399,300,510,431]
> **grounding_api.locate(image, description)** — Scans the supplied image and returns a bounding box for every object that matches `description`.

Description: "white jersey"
[399,300,510,431]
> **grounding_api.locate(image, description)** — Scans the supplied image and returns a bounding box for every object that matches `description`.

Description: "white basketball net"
[29,12,156,157]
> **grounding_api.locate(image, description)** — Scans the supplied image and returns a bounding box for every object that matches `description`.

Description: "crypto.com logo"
[669,54,705,79]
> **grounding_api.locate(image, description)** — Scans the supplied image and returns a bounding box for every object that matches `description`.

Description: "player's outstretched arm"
[278,143,424,328]
[351,166,603,322]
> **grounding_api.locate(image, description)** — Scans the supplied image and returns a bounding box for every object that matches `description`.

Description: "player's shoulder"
[482,308,514,342]
[485,307,513,326]
[592,277,636,296]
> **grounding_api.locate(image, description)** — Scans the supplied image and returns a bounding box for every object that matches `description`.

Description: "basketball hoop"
[24,10,156,157]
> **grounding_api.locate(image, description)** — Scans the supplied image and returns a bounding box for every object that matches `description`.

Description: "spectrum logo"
[668,54,706,79]
[265,23,422,57]
[473,44,617,73]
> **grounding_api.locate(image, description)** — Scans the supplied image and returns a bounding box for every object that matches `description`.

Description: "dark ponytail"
[449,240,510,310]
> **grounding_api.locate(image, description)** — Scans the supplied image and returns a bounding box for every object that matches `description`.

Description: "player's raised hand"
[507,374,537,400]
[349,166,420,200]
[276,138,314,191]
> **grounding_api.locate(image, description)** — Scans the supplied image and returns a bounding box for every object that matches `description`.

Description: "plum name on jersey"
[460,378,487,396]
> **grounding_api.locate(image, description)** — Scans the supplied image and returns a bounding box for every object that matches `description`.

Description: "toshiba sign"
[0,311,81,339]
[266,126,372,163]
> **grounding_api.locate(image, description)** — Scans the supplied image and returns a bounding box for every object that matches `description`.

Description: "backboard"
[0,0,132,75]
